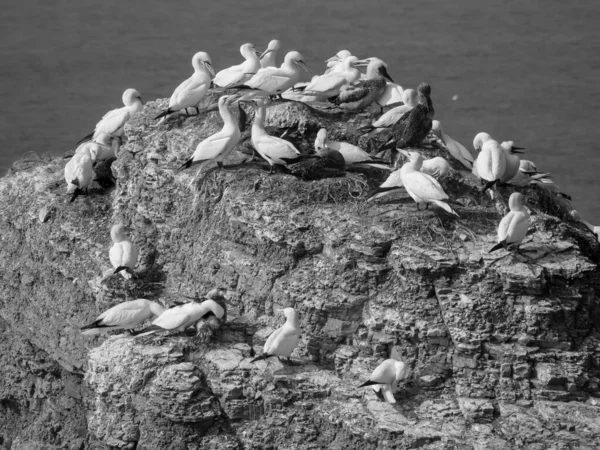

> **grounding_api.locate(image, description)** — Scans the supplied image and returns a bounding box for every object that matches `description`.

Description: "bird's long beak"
[296,60,312,75]
[204,61,215,77]
[259,49,273,59]
[379,66,394,83]
[354,59,370,67]
[512,146,525,154]
[138,96,144,105]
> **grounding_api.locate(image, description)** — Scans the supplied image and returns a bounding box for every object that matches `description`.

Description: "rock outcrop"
[0,97,599,449]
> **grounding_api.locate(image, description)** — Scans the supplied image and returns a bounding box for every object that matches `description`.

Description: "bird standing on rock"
[179,95,241,171]
[488,192,531,254]
[473,138,507,192]
[499,141,525,183]
[251,308,301,364]
[80,299,166,335]
[78,89,143,145]
[358,359,408,404]
[109,224,139,279]
[154,52,215,120]
[213,43,261,89]
[65,148,98,203]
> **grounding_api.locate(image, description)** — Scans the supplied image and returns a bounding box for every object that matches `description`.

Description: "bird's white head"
[123,89,143,106]
[341,55,362,70]
[399,150,423,170]
[500,141,525,155]
[240,43,258,58]
[95,133,112,146]
[282,307,297,322]
[363,58,394,82]
[473,132,492,152]
[326,49,352,63]
[284,51,311,74]
[394,360,408,382]
[260,39,281,58]
[110,223,128,243]
[508,192,525,212]
[192,52,215,77]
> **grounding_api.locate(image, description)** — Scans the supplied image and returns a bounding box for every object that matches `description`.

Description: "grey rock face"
[0,98,599,449]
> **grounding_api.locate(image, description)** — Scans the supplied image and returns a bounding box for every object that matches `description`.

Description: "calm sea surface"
[1,0,599,222]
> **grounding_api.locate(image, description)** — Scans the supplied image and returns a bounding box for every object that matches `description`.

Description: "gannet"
[330,58,393,111]
[472,132,492,153]
[229,51,310,99]
[400,151,459,215]
[80,299,166,335]
[431,121,474,169]
[78,89,143,145]
[324,50,352,74]
[571,210,600,240]
[421,156,450,179]
[301,56,364,97]
[519,160,538,173]
[285,147,346,180]
[179,95,241,171]
[374,82,404,108]
[213,44,261,89]
[259,40,281,68]
[75,133,114,161]
[360,89,419,136]
[488,192,530,253]
[154,52,214,120]
[247,99,300,173]
[65,149,97,202]
[379,101,432,150]
[109,223,139,279]
[251,308,300,364]
[473,139,507,192]
[314,128,389,168]
[358,359,408,404]
[132,300,225,336]
[500,141,525,183]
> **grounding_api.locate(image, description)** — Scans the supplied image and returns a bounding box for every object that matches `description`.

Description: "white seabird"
[301,56,364,97]
[80,299,166,335]
[213,43,261,89]
[499,141,525,183]
[78,89,143,144]
[472,132,492,153]
[358,359,408,404]
[259,39,281,68]
[571,210,600,240]
[421,156,451,179]
[251,307,300,364]
[154,52,215,120]
[64,150,97,202]
[473,139,507,192]
[179,95,241,171]
[324,49,352,74]
[431,120,474,169]
[488,192,530,253]
[109,223,139,279]
[367,168,404,201]
[230,51,311,98]
[75,133,114,161]
[314,128,389,168]
[248,99,300,173]
[400,151,459,215]
[132,300,225,336]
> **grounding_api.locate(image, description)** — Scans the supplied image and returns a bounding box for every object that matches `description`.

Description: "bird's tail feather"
[358,379,380,388]
[430,200,459,216]
[488,240,506,253]
[481,179,498,193]
[250,353,274,363]
[367,186,402,201]
[76,132,94,147]
[131,324,165,336]
[154,108,173,120]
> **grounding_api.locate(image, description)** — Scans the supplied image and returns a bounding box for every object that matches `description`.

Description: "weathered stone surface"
[1,98,600,449]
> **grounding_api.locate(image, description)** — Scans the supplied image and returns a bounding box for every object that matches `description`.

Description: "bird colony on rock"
[66,39,597,406]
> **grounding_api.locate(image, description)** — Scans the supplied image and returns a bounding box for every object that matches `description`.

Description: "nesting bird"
[251,308,301,364]
[330,58,394,111]
[399,151,459,215]
[301,56,365,97]
[285,147,346,180]
[154,52,214,120]
[78,89,143,144]
[358,359,408,404]
[247,99,301,173]
[132,300,225,336]
[65,148,98,202]
[324,50,353,74]
[109,224,139,279]
[314,128,389,168]
[473,138,507,192]
[75,133,114,161]
[80,299,166,335]
[361,89,420,137]
[179,95,241,171]
[488,192,531,253]
[213,44,261,89]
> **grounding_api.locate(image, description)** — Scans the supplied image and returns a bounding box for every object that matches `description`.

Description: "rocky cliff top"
[0,97,599,449]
